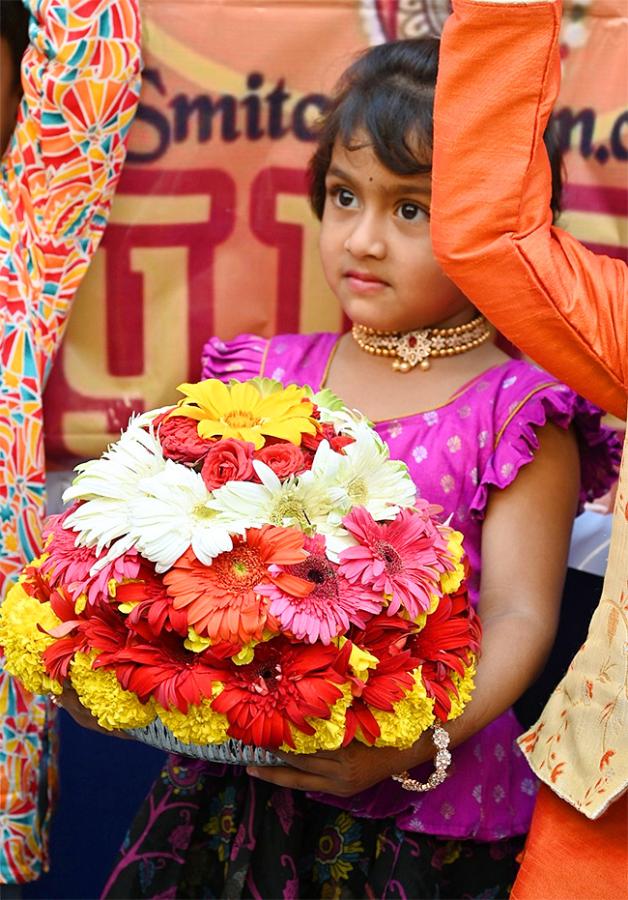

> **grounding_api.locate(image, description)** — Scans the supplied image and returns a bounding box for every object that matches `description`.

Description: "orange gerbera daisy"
[164,525,308,646]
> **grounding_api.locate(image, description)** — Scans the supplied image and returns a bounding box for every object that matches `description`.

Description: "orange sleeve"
[431,0,626,420]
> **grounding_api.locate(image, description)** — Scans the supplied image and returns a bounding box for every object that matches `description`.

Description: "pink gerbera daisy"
[338,507,449,619]
[41,511,141,606]
[257,535,382,645]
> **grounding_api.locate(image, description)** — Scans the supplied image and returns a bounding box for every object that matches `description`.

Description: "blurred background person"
[0,0,141,888]
[432,1,627,897]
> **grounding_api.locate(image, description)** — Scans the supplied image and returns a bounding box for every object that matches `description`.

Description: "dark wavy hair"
[309,38,563,222]
[1,1,30,90]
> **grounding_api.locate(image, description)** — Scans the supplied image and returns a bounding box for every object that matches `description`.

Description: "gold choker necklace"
[352,316,492,372]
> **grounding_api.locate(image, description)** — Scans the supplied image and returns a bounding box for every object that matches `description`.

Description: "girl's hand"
[247,735,432,797]
[53,687,132,740]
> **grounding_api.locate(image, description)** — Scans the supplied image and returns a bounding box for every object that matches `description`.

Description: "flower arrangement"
[0,377,481,756]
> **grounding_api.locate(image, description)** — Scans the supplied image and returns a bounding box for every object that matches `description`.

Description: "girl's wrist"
[406,727,441,770]
[393,726,453,790]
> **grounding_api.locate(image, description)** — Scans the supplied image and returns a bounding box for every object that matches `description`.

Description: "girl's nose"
[343,214,386,259]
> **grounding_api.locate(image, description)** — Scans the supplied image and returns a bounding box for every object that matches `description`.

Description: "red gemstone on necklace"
[408,336,417,347]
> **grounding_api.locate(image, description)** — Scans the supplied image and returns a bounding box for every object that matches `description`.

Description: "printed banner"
[43,0,628,466]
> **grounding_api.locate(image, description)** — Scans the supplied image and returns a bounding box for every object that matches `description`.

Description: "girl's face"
[319,137,474,332]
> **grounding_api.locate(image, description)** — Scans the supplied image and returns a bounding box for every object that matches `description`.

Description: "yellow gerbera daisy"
[171,379,318,450]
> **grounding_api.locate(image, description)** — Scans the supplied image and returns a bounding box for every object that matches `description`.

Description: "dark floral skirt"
[102,756,524,900]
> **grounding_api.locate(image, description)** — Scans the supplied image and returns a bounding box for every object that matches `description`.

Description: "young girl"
[103,39,619,899]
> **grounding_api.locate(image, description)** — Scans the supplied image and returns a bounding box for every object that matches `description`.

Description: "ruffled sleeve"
[201,334,269,383]
[470,383,622,520]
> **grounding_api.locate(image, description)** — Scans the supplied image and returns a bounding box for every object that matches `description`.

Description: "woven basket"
[126,718,283,766]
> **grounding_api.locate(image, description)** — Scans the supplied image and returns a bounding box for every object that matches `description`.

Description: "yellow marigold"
[118,599,141,614]
[440,530,466,595]
[184,627,213,654]
[0,583,62,696]
[172,378,317,449]
[229,629,276,665]
[414,592,440,628]
[366,669,435,749]
[283,683,353,754]
[447,656,477,721]
[231,644,255,665]
[347,643,378,682]
[70,651,156,731]
[158,692,229,745]
[18,551,49,577]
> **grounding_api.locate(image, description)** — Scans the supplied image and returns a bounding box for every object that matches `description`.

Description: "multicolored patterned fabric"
[103,758,526,900]
[0,0,141,882]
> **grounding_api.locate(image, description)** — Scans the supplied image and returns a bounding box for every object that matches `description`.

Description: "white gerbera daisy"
[129,461,234,572]
[315,400,373,438]
[210,459,342,536]
[126,404,176,432]
[63,426,166,504]
[62,428,167,563]
[307,432,416,521]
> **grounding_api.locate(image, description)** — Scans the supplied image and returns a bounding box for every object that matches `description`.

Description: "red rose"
[255,443,306,479]
[201,438,255,490]
[154,412,213,464]
[299,447,315,471]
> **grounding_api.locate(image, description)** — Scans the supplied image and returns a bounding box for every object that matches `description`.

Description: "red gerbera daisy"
[20,561,54,604]
[41,592,129,682]
[115,565,188,639]
[410,585,481,721]
[211,636,351,750]
[343,616,420,746]
[105,635,226,713]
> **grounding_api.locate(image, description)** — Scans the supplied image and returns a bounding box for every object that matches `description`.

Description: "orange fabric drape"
[511,784,627,900]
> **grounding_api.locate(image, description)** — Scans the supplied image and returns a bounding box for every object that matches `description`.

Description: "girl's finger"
[247,765,334,793]
[274,751,338,775]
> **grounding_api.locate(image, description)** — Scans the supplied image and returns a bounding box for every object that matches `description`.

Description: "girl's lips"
[344,271,389,294]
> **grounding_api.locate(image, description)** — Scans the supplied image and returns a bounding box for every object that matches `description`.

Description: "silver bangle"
[392,725,451,792]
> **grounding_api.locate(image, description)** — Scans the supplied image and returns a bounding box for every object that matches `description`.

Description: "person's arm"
[431,0,626,420]
[244,424,581,796]
[0,0,141,386]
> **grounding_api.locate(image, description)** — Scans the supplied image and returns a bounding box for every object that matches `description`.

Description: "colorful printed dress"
[103,332,621,900]
[0,0,141,883]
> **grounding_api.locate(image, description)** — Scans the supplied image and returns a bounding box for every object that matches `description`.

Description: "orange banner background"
[43,0,628,467]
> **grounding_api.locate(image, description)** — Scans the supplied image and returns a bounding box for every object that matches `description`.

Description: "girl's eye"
[333,187,358,209]
[397,202,427,222]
